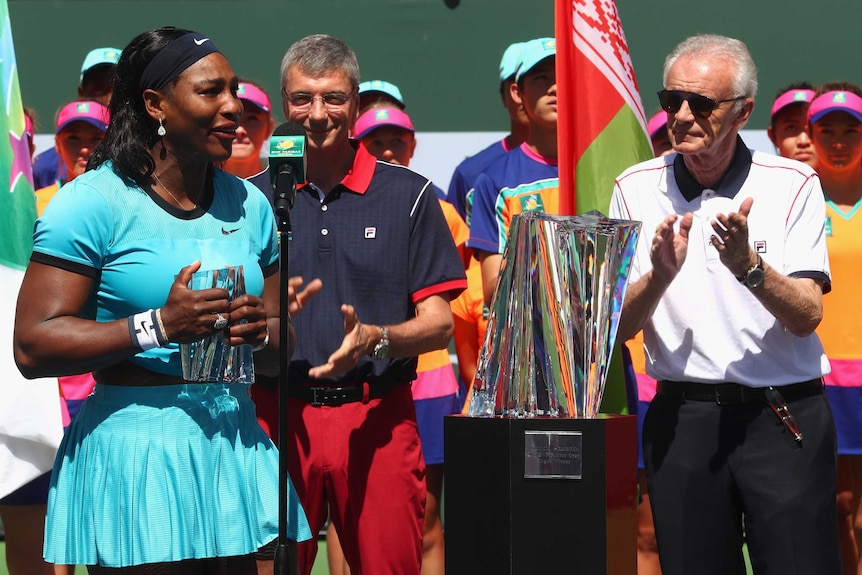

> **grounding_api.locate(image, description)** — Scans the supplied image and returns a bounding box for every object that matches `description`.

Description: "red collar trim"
[340,142,376,194]
[296,142,377,195]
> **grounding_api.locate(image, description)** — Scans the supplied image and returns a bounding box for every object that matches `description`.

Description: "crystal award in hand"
[180,265,254,383]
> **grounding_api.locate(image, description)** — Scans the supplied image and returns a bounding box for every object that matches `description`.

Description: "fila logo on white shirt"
[365,227,377,239]
[754,241,766,253]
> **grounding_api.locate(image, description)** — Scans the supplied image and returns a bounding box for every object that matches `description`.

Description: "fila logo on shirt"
[365,227,377,239]
[753,241,767,253]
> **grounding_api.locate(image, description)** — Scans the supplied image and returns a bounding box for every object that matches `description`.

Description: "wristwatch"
[372,326,390,359]
[738,255,764,289]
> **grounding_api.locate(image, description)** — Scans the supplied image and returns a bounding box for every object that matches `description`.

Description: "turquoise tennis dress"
[33,163,311,567]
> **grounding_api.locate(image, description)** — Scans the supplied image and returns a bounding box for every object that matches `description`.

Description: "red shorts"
[287,383,425,575]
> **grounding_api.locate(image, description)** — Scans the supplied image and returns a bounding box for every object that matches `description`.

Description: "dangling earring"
[157,118,166,137]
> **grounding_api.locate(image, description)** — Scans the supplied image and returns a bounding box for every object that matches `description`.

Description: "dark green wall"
[617,0,862,131]
[11,0,553,134]
[11,0,862,134]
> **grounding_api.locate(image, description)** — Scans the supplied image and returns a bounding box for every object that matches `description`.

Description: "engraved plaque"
[524,430,583,479]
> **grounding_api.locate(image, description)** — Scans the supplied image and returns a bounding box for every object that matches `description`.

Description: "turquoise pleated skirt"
[43,382,311,567]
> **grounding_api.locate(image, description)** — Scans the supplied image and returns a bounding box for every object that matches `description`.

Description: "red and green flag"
[556,0,653,215]
[0,0,63,499]
[555,0,653,413]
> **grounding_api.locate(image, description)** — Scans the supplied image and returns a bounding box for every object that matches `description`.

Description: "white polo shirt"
[610,138,831,387]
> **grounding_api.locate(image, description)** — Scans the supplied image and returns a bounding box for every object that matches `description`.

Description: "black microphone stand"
[273,186,294,575]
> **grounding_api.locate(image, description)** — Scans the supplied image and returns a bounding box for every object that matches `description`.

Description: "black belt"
[286,378,405,407]
[657,378,823,405]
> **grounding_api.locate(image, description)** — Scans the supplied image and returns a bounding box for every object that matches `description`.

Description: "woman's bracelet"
[252,328,270,352]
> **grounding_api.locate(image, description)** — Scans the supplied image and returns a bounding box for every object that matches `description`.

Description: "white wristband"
[128,309,168,351]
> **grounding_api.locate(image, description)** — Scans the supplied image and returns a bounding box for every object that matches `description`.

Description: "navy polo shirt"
[284,145,466,386]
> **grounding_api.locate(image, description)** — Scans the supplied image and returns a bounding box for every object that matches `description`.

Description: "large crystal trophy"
[446,210,642,574]
[467,210,641,418]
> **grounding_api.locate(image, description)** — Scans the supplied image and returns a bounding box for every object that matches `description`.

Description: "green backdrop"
[11,0,552,133]
[11,0,862,134]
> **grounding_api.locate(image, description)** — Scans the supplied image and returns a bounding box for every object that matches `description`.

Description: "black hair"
[815,81,862,98]
[23,105,37,132]
[88,26,191,187]
[773,81,815,101]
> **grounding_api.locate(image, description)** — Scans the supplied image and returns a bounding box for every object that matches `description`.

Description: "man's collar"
[673,135,752,201]
[299,140,377,196]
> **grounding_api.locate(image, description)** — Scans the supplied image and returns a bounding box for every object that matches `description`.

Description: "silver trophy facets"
[180,265,255,384]
[467,211,640,418]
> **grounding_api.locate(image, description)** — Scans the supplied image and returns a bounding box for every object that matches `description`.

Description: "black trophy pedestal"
[444,414,637,575]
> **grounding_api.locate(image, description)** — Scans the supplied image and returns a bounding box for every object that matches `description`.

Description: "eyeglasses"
[284,91,353,112]
[657,89,746,119]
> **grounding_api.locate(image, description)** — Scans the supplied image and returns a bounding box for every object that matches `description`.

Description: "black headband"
[139,32,221,91]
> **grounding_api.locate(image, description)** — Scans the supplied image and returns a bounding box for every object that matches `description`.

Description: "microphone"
[269,122,307,221]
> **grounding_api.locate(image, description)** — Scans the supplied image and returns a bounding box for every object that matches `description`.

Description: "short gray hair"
[280,34,360,93]
[663,34,757,112]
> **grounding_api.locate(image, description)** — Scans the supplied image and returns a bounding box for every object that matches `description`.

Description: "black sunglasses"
[657,89,746,119]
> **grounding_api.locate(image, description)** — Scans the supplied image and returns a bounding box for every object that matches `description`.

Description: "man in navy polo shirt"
[278,34,466,575]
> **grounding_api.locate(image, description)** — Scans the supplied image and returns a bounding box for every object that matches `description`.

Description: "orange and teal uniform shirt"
[820,200,862,453]
[412,199,470,465]
[466,142,559,255]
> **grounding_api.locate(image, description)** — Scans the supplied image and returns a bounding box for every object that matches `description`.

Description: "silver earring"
[157,119,166,137]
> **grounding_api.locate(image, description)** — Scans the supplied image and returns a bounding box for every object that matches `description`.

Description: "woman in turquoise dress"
[13,26,311,574]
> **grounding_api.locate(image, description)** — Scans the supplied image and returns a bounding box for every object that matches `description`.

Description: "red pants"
[250,382,279,444]
[287,383,426,575]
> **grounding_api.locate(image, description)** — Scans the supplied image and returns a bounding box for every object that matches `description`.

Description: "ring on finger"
[213,313,228,330]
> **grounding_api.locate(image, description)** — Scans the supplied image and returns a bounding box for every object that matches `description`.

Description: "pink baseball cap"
[808,91,862,124]
[646,111,667,139]
[55,100,110,134]
[354,107,414,140]
[770,89,815,118]
[237,82,271,113]
[24,113,33,139]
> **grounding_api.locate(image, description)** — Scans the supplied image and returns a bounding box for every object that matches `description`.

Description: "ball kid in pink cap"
[354,107,416,166]
[767,83,817,167]
[353,107,414,140]
[237,81,271,113]
[35,100,110,214]
[55,100,110,133]
[221,80,275,178]
[771,88,815,118]
[808,90,862,124]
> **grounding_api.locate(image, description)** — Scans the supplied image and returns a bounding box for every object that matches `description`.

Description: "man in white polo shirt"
[610,34,839,574]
